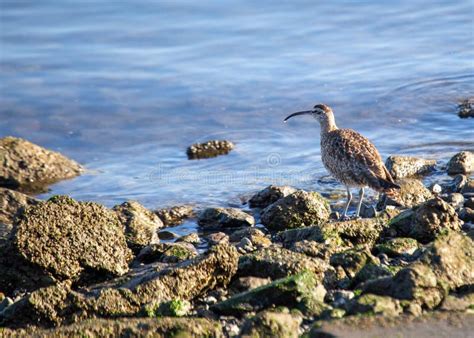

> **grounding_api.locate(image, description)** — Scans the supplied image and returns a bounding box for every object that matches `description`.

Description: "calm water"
[1,1,473,220]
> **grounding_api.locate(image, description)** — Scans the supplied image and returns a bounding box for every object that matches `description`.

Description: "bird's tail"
[378,177,401,199]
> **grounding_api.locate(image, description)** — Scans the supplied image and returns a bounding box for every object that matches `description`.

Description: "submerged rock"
[198,207,255,229]
[238,245,330,281]
[186,140,234,159]
[248,185,297,208]
[1,243,238,327]
[260,190,330,231]
[0,136,82,192]
[155,205,195,226]
[363,231,474,309]
[211,271,325,316]
[240,309,302,338]
[447,151,474,175]
[5,196,132,287]
[113,200,163,252]
[457,98,474,118]
[385,155,436,179]
[0,188,38,225]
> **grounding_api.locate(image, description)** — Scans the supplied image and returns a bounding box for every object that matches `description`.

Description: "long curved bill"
[283,110,313,122]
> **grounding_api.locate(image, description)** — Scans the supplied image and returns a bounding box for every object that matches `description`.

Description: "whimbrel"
[284,104,400,218]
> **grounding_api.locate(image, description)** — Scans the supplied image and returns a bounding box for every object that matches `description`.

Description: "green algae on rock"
[144,299,192,317]
[113,200,164,252]
[238,245,329,281]
[260,190,331,231]
[0,136,82,192]
[375,237,419,257]
[211,271,325,316]
[345,294,402,317]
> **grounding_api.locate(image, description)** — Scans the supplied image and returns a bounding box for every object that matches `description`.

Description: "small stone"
[186,140,234,159]
[325,290,355,308]
[206,232,229,246]
[236,237,255,253]
[145,299,192,317]
[176,232,200,244]
[248,185,297,208]
[155,205,194,226]
[160,243,198,263]
[385,155,436,179]
[430,183,443,195]
[461,179,474,195]
[157,230,179,240]
[459,207,474,223]
[198,208,255,229]
[203,295,218,305]
[447,151,474,175]
[443,193,465,210]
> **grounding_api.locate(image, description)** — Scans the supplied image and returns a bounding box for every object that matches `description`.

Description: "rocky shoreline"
[0,136,473,337]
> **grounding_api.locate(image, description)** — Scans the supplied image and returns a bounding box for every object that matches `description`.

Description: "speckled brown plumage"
[284,103,399,218]
[321,128,396,192]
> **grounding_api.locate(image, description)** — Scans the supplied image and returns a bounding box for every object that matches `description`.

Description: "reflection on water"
[0,0,473,227]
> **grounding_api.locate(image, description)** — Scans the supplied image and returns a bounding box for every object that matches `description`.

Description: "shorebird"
[284,104,400,219]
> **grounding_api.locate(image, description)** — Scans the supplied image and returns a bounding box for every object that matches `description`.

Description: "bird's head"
[284,104,334,125]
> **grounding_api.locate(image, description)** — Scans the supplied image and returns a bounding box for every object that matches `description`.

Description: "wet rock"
[155,205,194,226]
[409,197,462,243]
[461,178,474,195]
[176,232,200,244]
[248,185,297,208]
[447,151,474,175]
[363,231,474,309]
[113,200,163,252]
[459,207,474,223]
[346,294,402,317]
[1,317,222,337]
[7,196,132,284]
[260,190,330,231]
[198,207,254,229]
[238,245,330,281]
[205,232,229,246]
[385,155,436,179]
[2,243,238,327]
[443,192,465,210]
[446,174,468,193]
[375,237,419,257]
[0,136,82,192]
[380,178,432,209]
[240,309,302,338]
[325,290,355,308]
[330,247,379,279]
[458,98,474,118]
[229,227,271,249]
[465,197,474,209]
[236,237,255,253]
[0,188,38,225]
[187,140,234,159]
[157,230,179,240]
[211,271,325,316]
[135,242,197,264]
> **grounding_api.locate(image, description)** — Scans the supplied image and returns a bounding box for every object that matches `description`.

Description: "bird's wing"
[330,129,393,189]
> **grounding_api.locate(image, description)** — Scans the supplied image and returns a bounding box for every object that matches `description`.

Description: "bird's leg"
[355,187,365,218]
[342,187,352,219]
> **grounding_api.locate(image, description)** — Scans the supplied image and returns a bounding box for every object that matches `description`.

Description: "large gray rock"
[1,243,239,327]
[0,188,38,225]
[248,185,297,208]
[363,231,474,309]
[260,190,330,231]
[0,137,82,192]
[447,151,474,175]
[2,196,132,290]
[113,201,163,252]
[198,207,254,228]
[385,155,436,179]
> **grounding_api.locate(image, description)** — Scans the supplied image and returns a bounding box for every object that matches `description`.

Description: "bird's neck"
[320,116,338,135]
